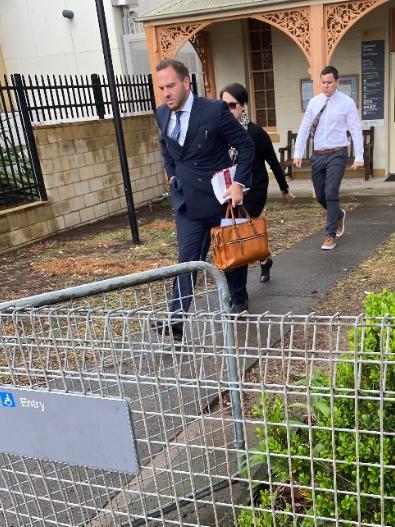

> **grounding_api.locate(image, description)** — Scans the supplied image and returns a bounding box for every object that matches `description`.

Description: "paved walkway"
[249,177,395,314]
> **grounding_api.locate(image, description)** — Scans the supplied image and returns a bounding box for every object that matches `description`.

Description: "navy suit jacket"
[156,96,254,219]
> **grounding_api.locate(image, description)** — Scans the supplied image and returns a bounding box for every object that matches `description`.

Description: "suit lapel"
[182,96,202,153]
[160,106,171,136]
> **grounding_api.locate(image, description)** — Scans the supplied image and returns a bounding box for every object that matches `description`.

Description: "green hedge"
[238,290,395,527]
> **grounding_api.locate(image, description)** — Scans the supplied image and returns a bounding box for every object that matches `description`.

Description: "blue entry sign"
[0,387,139,474]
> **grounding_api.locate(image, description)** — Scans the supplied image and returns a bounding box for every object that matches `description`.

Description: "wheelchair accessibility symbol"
[0,392,16,408]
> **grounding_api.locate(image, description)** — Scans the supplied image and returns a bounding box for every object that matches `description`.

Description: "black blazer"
[156,96,254,219]
[244,121,289,214]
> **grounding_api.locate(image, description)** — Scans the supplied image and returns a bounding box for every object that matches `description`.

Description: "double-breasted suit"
[156,96,254,311]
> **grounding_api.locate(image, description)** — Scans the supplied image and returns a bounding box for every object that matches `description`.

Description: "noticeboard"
[361,40,385,126]
[300,75,359,112]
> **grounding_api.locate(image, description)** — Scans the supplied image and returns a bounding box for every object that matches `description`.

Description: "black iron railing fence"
[0,76,45,208]
[17,73,156,123]
[0,73,155,209]
[0,72,198,209]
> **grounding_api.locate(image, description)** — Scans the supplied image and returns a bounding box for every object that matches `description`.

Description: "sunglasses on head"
[227,102,239,110]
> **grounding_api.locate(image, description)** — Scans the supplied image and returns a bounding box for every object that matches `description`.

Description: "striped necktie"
[170,111,182,143]
[310,98,329,138]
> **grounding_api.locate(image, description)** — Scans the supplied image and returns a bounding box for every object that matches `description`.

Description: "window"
[248,19,276,128]
[125,11,145,35]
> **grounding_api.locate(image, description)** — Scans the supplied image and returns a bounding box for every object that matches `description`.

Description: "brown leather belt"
[313,146,347,156]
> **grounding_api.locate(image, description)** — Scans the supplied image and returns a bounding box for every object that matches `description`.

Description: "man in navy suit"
[155,59,254,334]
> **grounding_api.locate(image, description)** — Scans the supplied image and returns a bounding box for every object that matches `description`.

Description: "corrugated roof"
[137,0,285,22]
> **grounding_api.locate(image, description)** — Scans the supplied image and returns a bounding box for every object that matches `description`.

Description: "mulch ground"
[1,195,393,312]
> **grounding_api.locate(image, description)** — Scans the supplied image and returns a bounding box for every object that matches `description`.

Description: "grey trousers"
[310,149,348,236]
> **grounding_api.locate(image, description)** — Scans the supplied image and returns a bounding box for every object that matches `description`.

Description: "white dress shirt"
[167,91,194,146]
[294,89,364,162]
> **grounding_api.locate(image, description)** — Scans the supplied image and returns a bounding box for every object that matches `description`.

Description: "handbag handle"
[225,203,252,226]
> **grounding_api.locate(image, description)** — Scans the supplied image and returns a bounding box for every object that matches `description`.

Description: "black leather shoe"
[260,258,273,283]
[151,320,183,341]
[230,302,249,314]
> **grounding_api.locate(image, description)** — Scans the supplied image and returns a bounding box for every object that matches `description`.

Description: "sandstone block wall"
[37,115,165,231]
[1,115,166,252]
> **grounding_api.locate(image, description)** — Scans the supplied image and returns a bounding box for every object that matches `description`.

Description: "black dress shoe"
[151,320,184,340]
[230,302,249,314]
[260,257,273,283]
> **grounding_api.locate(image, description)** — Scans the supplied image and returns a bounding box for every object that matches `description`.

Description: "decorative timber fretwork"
[157,23,209,59]
[189,32,207,74]
[325,0,390,60]
[254,9,311,61]
[189,31,216,98]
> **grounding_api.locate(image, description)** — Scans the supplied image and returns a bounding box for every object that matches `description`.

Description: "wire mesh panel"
[0,264,394,527]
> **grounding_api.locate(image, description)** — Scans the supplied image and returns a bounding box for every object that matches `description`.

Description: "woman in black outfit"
[220,83,294,313]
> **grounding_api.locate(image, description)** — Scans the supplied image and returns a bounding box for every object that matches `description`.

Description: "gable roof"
[137,0,289,22]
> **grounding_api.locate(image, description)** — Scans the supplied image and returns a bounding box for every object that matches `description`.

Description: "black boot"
[230,291,249,314]
[260,258,273,283]
[230,300,249,314]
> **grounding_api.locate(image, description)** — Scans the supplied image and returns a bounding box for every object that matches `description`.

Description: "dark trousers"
[171,207,222,312]
[310,149,348,236]
[172,206,255,312]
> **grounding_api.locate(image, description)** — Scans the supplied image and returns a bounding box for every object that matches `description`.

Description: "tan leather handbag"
[210,204,271,271]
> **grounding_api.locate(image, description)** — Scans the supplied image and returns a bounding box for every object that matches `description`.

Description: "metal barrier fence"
[0,262,394,527]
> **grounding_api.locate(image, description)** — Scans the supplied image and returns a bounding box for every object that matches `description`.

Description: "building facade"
[140,0,395,178]
[0,0,131,76]
[1,1,394,177]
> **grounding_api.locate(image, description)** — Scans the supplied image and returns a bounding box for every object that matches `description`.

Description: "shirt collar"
[325,89,338,101]
[176,91,194,114]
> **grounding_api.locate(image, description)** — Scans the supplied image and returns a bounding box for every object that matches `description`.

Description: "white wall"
[0,0,126,75]
[272,28,309,151]
[331,5,389,173]
[210,21,247,97]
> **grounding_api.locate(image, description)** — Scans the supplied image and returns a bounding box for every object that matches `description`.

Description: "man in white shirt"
[293,65,364,250]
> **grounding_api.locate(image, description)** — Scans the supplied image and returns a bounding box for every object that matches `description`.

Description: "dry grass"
[1,196,392,315]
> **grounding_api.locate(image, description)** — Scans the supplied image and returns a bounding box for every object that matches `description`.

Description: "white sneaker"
[336,209,346,237]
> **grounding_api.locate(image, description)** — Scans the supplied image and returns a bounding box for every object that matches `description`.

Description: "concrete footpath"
[249,176,395,315]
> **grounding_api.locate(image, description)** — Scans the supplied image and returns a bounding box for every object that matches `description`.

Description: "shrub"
[238,290,395,527]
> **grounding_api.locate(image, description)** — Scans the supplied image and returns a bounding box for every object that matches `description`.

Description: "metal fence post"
[91,74,105,119]
[191,73,198,95]
[147,73,156,112]
[12,74,47,201]
[95,0,140,245]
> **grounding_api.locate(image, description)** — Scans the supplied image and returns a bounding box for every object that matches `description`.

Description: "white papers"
[211,165,249,205]
[220,218,248,227]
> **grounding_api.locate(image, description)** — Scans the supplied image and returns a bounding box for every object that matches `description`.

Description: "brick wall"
[0,115,165,252]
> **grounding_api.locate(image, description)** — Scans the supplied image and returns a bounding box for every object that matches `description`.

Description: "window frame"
[246,19,277,131]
